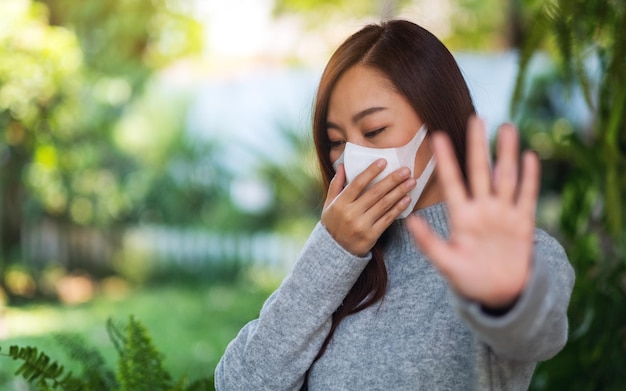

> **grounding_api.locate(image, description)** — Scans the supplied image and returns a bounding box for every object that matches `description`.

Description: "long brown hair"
[310,19,475,369]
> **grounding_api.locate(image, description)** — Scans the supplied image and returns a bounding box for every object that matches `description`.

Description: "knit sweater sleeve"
[453,228,575,362]
[214,222,371,391]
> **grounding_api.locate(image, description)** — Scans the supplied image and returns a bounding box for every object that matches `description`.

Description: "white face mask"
[332,124,436,219]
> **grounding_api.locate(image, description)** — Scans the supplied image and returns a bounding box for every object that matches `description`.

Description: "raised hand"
[322,160,416,257]
[406,116,539,309]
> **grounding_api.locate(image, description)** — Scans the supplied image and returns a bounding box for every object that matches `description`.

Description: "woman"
[215,20,574,390]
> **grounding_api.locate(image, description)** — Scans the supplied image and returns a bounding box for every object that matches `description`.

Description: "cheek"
[413,138,434,175]
[329,149,342,165]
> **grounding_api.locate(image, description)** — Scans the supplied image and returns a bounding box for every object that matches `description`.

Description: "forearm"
[215,222,371,390]
[454,229,575,362]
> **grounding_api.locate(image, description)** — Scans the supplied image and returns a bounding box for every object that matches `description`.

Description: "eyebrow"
[353,106,387,123]
[326,106,388,131]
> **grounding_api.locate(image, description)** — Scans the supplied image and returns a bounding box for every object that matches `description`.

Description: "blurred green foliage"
[513,0,626,389]
[255,125,321,235]
[1,1,86,248]
[2,0,624,388]
[274,0,515,50]
[40,0,203,89]
[274,0,399,18]
[1,316,214,390]
[0,278,276,390]
[442,0,509,50]
[0,0,205,264]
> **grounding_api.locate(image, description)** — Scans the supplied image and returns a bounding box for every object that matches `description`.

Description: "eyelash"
[328,140,344,149]
[327,127,386,149]
[365,127,386,138]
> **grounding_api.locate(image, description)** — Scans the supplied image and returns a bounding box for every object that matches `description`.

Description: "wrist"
[480,295,519,317]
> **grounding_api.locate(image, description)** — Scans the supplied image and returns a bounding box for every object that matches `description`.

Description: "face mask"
[332,124,436,219]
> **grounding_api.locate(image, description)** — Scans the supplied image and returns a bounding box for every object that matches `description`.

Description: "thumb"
[324,163,346,208]
[406,214,454,277]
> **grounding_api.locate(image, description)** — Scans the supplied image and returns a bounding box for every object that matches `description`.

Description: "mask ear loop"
[394,125,434,218]
[413,157,436,198]
[397,156,436,218]
[396,125,428,173]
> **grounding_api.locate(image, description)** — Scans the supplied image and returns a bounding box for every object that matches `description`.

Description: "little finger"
[371,194,412,232]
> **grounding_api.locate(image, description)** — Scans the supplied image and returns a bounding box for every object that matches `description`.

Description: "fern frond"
[4,345,86,390]
[11,346,61,383]
[2,318,214,391]
[117,315,173,391]
[54,333,119,391]
[106,317,127,356]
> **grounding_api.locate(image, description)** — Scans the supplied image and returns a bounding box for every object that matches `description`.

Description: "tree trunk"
[506,0,525,48]
[0,151,25,261]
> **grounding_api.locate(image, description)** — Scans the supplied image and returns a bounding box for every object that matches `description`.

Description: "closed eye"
[365,127,386,138]
[328,140,345,149]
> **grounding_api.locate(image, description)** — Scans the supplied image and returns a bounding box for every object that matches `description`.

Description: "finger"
[494,124,519,202]
[364,175,416,221]
[432,132,469,207]
[371,194,412,232]
[517,151,540,216]
[324,163,346,208]
[405,215,456,276]
[359,167,412,212]
[467,116,492,198]
[342,158,387,201]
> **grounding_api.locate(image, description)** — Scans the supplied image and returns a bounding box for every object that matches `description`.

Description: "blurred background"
[0,0,624,389]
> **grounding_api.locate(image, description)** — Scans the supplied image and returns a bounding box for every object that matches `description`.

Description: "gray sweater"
[215,202,575,390]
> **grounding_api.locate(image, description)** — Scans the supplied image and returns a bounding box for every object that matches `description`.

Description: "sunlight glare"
[195,0,274,58]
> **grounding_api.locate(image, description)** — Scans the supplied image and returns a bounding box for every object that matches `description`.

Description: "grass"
[0,268,279,390]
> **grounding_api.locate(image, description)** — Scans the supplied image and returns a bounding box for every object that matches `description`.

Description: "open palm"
[407,117,539,309]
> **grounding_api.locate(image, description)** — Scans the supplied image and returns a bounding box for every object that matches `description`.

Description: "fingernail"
[405,178,416,189]
[398,167,410,177]
[400,196,411,206]
[376,159,386,168]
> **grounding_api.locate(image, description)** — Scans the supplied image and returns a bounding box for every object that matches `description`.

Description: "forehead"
[328,65,399,117]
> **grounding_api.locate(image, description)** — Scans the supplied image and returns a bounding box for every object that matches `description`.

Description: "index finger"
[341,158,387,201]
[324,163,346,209]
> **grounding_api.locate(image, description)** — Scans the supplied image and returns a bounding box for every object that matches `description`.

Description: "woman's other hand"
[406,116,539,309]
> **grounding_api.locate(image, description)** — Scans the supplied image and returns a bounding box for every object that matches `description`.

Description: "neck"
[413,173,444,211]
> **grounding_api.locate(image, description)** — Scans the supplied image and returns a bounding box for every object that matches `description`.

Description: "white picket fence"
[121,225,304,271]
[22,219,116,271]
[22,219,305,273]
